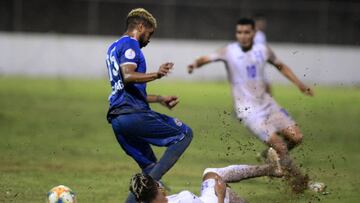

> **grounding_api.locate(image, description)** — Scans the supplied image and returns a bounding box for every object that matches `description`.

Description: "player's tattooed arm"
[147,95,179,109]
[121,62,174,83]
[188,47,226,74]
[267,46,314,96]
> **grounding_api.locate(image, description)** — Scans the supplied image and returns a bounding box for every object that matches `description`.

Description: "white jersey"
[210,43,273,118]
[167,191,203,203]
[254,31,267,44]
[208,43,296,141]
[167,179,229,203]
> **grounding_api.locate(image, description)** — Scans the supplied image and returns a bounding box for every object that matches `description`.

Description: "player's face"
[236,24,255,49]
[139,26,155,48]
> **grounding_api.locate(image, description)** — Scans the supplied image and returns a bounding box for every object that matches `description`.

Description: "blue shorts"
[111,111,191,170]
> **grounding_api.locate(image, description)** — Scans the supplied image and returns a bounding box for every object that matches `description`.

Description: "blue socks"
[125,129,193,203]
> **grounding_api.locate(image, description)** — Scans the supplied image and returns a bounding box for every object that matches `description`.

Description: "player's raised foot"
[308,181,326,193]
[266,147,283,177]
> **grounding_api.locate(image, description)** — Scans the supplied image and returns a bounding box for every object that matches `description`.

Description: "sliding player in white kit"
[187,18,324,193]
[129,148,282,203]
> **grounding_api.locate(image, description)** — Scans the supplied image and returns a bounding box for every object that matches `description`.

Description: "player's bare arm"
[202,173,227,203]
[214,177,226,203]
[188,56,212,74]
[147,95,179,109]
[188,47,226,74]
[267,47,314,96]
[121,62,174,83]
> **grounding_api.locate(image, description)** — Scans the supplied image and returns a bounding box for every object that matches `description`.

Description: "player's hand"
[214,176,226,200]
[159,96,179,109]
[187,62,197,74]
[157,62,174,78]
[299,84,314,96]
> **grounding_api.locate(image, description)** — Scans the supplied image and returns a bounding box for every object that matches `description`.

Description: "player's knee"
[286,126,303,144]
[295,133,304,144]
[185,126,193,140]
[292,133,303,145]
[267,134,287,154]
[177,126,193,148]
[272,143,287,154]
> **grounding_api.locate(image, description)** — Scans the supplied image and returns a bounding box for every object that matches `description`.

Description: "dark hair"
[237,18,255,29]
[129,173,158,203]
[126,8,157,30]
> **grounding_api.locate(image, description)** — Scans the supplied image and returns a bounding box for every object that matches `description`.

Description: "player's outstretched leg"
[111,111,193,203]
[276,126,326,193]
[203,148,283,183]
[125,129,193,203]
[267,133,309,193]
[201,149,281,203]
[258,125,302,160]
[148,127,193,180]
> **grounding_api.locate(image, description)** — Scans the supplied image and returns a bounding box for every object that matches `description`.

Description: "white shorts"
[199,179,230,203]
[236,98,295,142]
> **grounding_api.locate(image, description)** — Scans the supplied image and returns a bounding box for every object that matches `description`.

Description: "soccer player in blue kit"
[105,8,193,202]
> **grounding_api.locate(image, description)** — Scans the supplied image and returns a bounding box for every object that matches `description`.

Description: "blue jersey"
[106,36,150,118]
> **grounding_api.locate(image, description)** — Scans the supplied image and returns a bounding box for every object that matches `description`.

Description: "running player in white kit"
[187,18,324,193]
[129,148,282,203]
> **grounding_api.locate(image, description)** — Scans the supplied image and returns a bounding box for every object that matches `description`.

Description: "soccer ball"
[47,185,76,203]
[308,181,326,193]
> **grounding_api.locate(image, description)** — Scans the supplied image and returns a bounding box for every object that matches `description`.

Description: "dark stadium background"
[1,0,359,45]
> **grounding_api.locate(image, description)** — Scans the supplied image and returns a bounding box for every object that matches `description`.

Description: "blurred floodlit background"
[1,1,360,202]
[0,0,359,85]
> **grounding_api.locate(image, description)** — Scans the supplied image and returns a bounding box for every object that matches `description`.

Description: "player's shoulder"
[116,35,140,50]
[227,42,238,49]
[223,42,239,53]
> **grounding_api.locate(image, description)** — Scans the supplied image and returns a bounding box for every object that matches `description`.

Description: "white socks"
[204,164,271,183]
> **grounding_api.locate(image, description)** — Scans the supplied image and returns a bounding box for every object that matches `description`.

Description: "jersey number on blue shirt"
[106,46,124,100]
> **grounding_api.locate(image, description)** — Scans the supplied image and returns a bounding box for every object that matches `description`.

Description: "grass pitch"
[0,77,359,202]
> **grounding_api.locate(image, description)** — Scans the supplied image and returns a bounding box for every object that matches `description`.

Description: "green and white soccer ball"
[47,185,76,203]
